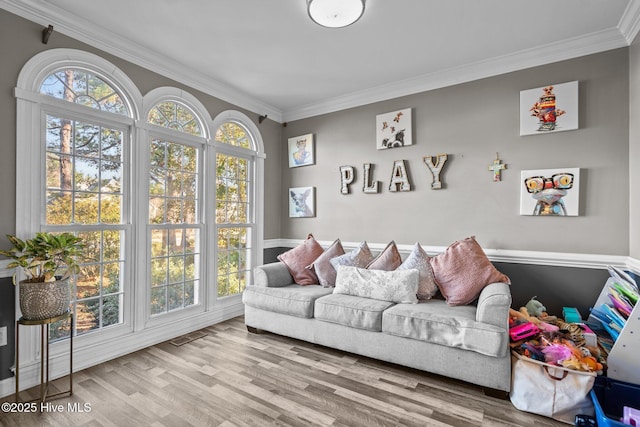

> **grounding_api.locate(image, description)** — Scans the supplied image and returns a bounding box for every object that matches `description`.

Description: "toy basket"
[510,352,595,424]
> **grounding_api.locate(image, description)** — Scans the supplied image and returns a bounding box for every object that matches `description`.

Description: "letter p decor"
[340,166,355,194]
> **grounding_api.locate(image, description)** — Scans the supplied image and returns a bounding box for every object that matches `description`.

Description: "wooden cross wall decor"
[489,153,506,182]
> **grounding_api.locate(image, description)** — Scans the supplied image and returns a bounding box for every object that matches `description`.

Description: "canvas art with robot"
[520,81,578,136]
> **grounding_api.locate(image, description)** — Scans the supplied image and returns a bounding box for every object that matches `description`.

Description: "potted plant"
[0,232,84,320]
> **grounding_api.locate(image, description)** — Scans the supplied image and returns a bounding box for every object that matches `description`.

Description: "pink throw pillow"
[366,241,402,271]
[430,236,510,306]
[307,239,345,287]
[277,234,324,285]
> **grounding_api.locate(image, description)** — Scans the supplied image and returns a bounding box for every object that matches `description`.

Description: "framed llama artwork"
[288,186,315,218]
[519,168,580,216]
[288,134,315,168]
[376,108,413,149]
[519,81,578,136]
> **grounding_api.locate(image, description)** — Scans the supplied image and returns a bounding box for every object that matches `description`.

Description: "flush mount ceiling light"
[308,0,365,28]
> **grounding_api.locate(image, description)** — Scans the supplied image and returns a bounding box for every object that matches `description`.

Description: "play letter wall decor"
[423,154,448,190]
[339,156,448,194]
[363,163,380,194]
[339,166,355,194]
[389,160,411,192]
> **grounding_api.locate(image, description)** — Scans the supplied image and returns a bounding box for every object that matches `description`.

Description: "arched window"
[148,100,202,135]
[145,97,205,316]
[211,114,263,298]
[40,69,129,115]
[15,50,265,370]
[16,50,141,340]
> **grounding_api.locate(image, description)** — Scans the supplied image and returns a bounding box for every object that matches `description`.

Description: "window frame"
[14,49,265,373]
[15,50,142,354]
[141,99,208,327]
[208,112,265,307]
[40,104,132,339]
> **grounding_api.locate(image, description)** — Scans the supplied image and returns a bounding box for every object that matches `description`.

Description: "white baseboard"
[265,238,638,274]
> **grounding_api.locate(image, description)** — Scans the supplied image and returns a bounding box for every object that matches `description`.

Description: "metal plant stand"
[15,311,73,404]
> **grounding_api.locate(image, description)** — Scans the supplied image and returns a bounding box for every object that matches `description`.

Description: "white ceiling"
[2,0,640,122]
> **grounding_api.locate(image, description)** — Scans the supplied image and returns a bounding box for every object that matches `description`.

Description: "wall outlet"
[0,326,7,347]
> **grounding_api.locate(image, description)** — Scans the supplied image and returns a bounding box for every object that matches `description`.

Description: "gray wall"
[0,9,284,247]
[630,38,640,260]
[282,49,630,255]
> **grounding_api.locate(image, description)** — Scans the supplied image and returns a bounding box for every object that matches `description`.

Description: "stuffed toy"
[525,296,547,317]
[509,307,559,333]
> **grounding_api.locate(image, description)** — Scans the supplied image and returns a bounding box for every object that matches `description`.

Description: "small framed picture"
[520,81,578,136]
[288,187,315,218]
[520,168,580,216]
[376,108,413,149]
[288,134,314,168]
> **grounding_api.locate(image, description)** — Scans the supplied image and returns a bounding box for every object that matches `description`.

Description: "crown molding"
[619,0,640,44]
[0,0,284,123]
[2,0,638,124]
[282,27,629,121]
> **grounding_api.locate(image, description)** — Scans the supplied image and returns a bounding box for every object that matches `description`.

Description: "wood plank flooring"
[0,316,567,426]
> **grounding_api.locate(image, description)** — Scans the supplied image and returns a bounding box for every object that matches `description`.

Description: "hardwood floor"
[0,316,567,426]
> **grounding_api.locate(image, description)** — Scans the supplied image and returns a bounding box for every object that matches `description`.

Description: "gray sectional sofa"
[242,261,513,393]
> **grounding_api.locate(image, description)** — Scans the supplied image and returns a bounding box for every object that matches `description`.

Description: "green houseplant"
[0,232,84,320]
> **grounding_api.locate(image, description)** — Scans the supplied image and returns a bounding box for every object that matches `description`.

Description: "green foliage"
[0,232,84,284]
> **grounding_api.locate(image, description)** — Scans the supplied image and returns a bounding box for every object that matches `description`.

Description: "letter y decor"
[423,154,448,189]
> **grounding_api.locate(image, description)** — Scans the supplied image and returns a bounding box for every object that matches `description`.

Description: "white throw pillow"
[334,265,419,303]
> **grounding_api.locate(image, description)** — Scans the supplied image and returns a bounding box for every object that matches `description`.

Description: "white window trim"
[13,49,143,377]
[10,50,264,396]
[208,110,265,307]
[140,88,210,329]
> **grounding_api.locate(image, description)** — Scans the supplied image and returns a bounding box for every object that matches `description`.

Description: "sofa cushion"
[277,234,324,285]
[334,265,419,303]
[242,284,332,318]
[307,238,345,288]
[254,262,294,287]
[382,301,508,357]
[366,241,402,271]
[430,236,511,306]
[315,293,395,331]
[329,241,374,270]
[397,242,438,300]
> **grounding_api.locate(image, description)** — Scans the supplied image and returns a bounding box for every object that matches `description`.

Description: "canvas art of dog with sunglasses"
[524,172,574,215]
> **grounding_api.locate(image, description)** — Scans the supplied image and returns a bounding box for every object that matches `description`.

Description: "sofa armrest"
[475,282,512,329]
[253,262,295,287]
